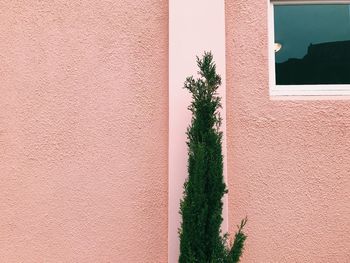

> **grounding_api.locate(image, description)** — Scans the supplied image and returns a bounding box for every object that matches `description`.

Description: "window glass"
[274,4,350,85]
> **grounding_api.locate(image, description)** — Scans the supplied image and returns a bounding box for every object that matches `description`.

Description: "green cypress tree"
[179,52,247,263]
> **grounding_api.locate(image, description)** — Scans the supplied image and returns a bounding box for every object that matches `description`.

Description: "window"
[269,1,350,96]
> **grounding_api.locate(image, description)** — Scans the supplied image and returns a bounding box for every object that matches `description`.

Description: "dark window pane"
[274,4,350,85]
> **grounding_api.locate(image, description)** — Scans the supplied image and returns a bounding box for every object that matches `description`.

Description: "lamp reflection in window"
[274,42,282,53]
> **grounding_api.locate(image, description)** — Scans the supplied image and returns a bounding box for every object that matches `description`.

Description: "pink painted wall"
[226,1,350,262]
[2,0,350,262]
[0,1,168,262]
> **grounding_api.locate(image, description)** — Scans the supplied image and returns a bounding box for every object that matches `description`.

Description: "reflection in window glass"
[274,4,350,85]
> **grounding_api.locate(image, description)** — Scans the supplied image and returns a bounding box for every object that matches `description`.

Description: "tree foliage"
[179,52,247,263]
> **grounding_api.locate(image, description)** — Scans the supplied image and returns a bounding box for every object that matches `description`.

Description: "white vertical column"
[169,1,227,262]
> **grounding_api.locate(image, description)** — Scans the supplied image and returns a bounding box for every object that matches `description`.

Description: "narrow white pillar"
[169,1,227,262]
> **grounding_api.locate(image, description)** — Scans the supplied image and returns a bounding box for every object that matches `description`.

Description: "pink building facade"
[1,0,349,262]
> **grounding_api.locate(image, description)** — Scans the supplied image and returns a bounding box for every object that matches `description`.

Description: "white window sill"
[271,85,350,97]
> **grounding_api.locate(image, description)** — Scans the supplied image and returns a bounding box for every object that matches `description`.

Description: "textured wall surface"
[226,1,350,262]
[0,1,168,262]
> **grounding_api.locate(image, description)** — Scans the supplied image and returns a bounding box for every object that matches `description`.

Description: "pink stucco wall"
[2,0,350,262]
[0,1,168,262]
[226,1,350,262]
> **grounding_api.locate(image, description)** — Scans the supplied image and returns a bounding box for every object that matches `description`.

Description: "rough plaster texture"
[0,1,168,262]
[226,1,350,262]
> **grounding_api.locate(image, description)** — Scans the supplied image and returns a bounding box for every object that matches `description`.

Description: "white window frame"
[269,0,350,96]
